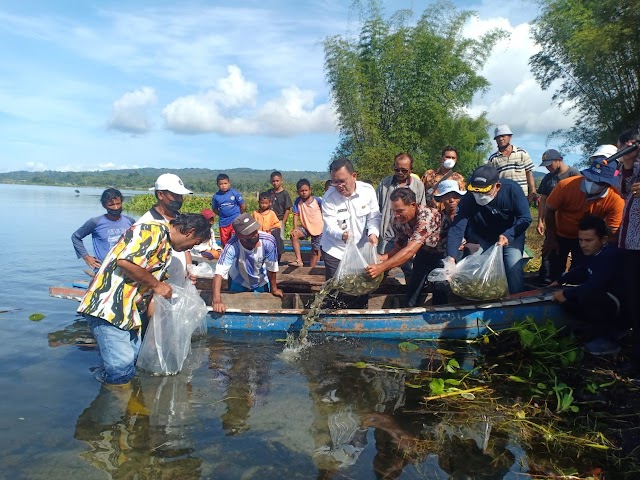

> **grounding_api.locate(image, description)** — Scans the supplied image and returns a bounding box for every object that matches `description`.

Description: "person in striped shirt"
[487,124,537,203]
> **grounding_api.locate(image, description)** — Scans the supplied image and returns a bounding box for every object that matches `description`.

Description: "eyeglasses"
[393,167,409,173]
[331,178,349,186]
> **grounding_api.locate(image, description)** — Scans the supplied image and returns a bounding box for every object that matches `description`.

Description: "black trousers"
[271,227,284,261]
[547,236,584,282]
[622,249,640,362]
[321,250,368,309]
[406,249,448,307]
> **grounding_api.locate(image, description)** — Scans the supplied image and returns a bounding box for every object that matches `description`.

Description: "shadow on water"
[47,320,543,479]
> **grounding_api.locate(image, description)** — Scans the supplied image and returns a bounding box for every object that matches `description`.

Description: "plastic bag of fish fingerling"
[333,237,383,295]
[449,244,509,301]
[137,279,209,375]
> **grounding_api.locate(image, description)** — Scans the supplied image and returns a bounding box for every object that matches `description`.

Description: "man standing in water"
[136,173,194,282]
[78,214,210,385]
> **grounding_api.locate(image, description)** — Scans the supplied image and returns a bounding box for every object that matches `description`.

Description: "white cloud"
[107,86,157,134]
[24,161,47,171]
[163,66,336,136]
[464,16,576,135]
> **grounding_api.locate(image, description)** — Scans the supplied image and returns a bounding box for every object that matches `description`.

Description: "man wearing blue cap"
[543,145,624,281]
[445,165,532,294]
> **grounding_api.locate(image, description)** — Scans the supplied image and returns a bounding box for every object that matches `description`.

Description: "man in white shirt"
[321,157,381,285]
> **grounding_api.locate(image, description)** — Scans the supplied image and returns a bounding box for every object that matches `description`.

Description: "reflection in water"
[61,324,536,479]
[74,341,208,479]
[47,317,96,349]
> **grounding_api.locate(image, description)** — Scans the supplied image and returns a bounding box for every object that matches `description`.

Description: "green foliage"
[0,167,329,194]
[530,0,640,159]
[324,0,504,182]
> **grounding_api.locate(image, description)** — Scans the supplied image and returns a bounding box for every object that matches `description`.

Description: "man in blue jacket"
[551,215,623,355]
[445,165,531,294]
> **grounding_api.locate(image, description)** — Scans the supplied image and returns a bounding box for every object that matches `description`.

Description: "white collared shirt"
[320,181,381,259]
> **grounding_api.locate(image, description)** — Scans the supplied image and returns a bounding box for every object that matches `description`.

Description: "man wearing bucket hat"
[543,145,624,281]
[488,125,537,203]
[136,173,194,283]
[445,165,532,294]
[211,213,284,313]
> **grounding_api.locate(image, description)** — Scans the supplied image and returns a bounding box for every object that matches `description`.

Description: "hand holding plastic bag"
[332,237,383,295]
[428,245,508,301]
[137,279,209,375]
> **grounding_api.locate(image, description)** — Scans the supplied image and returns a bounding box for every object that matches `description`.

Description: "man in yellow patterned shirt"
[78,214,210,385]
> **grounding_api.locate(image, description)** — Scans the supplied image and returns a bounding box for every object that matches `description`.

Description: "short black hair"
[324,179,332,189]
[296,178,311,190]
[578,215,608,238]
[329,157,354,174]
[394,152,414,167]
[618,128,640,145]
[270,171,283,180]
[100,188,123,207]
[216,174,229,183]
[170,213,211,240]
[389,188,416,205]
[258,191,272,201]
[441,146,459,157]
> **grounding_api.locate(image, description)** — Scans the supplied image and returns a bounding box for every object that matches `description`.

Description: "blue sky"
[0,0,582,174]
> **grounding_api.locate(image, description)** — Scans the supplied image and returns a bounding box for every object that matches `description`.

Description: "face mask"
[106,207,122,216]
[167,200,183,213]
[443,159,456,169]
[582,180,607,196]
[472,192,494,206]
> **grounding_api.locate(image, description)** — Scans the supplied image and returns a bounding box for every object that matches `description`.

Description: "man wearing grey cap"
[211,213,284,313]
[488,124,537,203]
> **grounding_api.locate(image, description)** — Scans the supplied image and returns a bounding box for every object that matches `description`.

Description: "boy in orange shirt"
[252,192,281,236]
[290,179,323,267]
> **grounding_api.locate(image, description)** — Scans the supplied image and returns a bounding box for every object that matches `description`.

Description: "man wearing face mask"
[421,146,466,209]
[445,165,532,294]
[211,213,284,313]
[136,173,194,282]
[543,145,624,281]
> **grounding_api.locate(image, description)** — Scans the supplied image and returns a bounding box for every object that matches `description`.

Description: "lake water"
[0,184,597,479]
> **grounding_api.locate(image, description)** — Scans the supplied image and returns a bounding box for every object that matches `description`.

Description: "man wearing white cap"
[543,145,624,281]
[136,173,194,283]
[488,124,537,203]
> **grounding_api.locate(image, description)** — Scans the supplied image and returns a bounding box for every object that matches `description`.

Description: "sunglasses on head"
[393,167,409,173]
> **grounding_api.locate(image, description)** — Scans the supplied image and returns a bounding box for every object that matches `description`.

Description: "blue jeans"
[228,279,270,293]
[477,236,525,294]
[85,314,141,385]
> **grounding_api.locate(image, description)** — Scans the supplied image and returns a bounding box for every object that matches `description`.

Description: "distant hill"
[0,167,328,194]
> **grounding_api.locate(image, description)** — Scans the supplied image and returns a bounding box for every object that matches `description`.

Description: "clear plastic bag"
[332,237,382,295]
[445,245,508,301]
[187,262,215,278]
[137,279,209,375]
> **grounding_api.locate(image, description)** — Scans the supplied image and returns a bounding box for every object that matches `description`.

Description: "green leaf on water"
[405,382,424,389]
[444,378,461,386]
[446,358,460,373]
[508,375,527,383]
[29,313,45,321]
[398,341,419,352]
[519,329,535,347]
[429,378,445,395]
[353,361,367,369]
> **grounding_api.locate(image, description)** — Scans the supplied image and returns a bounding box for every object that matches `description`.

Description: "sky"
[0,0,582,175]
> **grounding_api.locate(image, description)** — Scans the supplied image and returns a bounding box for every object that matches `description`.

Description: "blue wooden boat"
[48,281,565,340]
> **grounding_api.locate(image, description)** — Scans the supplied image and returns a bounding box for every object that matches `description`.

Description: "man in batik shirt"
[365,188,442,307]
[78,214,210,385]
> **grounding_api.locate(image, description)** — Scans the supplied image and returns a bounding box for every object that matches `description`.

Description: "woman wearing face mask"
[421,146,466,209]
[72,188,136,273]
[543,145,624,282]
[444,165,532,294]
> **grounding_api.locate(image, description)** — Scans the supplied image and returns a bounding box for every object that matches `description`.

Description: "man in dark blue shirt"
[445,165,531,293]
[551,215,623,355]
